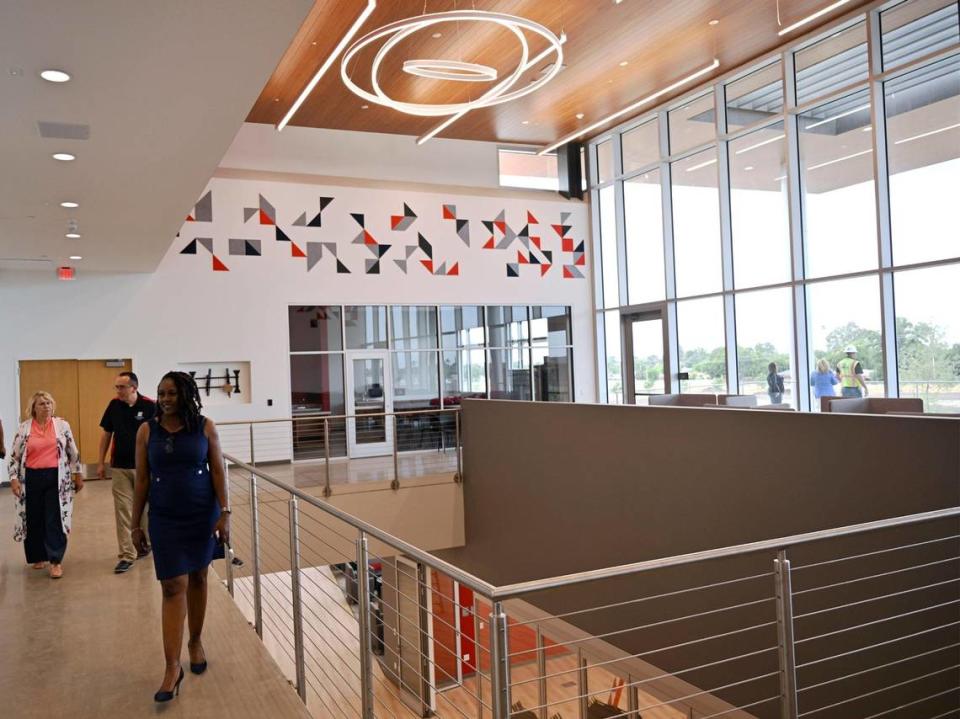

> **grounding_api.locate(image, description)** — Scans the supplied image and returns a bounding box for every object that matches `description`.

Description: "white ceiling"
[0,0,312,274]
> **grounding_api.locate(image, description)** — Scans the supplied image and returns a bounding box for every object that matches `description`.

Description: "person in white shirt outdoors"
[97,371,157,573]
[7,391,82,579]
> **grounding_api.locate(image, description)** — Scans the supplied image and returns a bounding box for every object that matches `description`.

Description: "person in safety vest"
[836,345,868,398]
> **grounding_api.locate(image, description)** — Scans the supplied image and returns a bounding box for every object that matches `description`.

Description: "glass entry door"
[345,351,394,457]
[623,310,670,403]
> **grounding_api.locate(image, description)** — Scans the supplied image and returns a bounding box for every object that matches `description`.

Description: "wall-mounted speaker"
[557,141,584,200]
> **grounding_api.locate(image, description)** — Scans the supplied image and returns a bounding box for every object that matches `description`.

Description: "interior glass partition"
[591,0,960,413]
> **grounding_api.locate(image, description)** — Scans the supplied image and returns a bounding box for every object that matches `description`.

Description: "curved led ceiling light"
[340,11,564,117]
[402,59,498,82]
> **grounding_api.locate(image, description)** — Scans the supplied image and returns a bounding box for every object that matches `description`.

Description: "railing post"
[323,418,332,498]
[490,601,511,719]
[249,472,263,638]
[774,549,799,719]
[536,626,547,719]
[391,413,400,490]
[223,457,234,598]
[577,649,588,719]
[356,532,375,719]
[627,673,639,719]
[288,497,307,703]
[249,423,256,467]
[455,410,463,483]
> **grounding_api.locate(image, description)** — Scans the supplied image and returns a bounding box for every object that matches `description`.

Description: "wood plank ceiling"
[247,0,875,146]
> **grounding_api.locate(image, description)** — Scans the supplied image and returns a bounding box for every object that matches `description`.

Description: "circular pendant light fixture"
[340,10,563,117]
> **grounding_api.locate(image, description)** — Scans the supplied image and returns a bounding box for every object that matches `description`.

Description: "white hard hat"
[844,345,857,354]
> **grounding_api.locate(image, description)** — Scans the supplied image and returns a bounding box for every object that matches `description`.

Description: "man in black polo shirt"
[98,371,156,573]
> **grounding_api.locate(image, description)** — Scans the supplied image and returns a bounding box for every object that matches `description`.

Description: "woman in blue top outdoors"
[130,371,229,703]
[810,359,840,407]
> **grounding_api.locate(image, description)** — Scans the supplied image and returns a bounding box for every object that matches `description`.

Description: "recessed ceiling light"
[52,152,75,161]
[619,60,629,67]
[432,32,442,38]
[311,41,318,46]
[65,232,81,239]
[862,126,872,132]
[69,255,82,260]
[361,104,369,109]
[576,113,585,119]
[744,166,754,171]
[60,201,79,208]
[40,69,71,83]
[522,120,530,125]
[709,19,719,26]
[273,97,280,102]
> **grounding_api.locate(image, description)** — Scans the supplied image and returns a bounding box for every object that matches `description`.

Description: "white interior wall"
[0,174,593,469]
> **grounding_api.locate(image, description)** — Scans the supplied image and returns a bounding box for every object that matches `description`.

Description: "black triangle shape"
[418,233,432,259]
[543,250,553,262]
[506,264,519,278]
[482,220,494,233]
[377,244,391,257]
[403,202,416,218]
[276,227,292,242]
[519,224,529,238]
[456,219,468,232]
[367,261,380,274]
[245,241,261,257]
[336,260,351,274]
[350,213,365,227]
[180,239,198,255]
[319,197,334,211]
[529,254,541,265]
[561,225,572,235]
[575,240,585,253]
[308,212,323,228]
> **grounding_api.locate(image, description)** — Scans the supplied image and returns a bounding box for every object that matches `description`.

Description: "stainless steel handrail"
[218,406,462,425]
[491,506,960,599]
[223,453,496,597]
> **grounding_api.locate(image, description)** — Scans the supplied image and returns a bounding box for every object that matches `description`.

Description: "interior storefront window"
[390,305,438,350]
[622,119,659,173]
[345,305,388,349]
[288,305,342,352]
[794,22,869,106]
[668,93,715,155]
[603,311,623,404]
[532,346,572,402]
[598,184,620,307]
[725,61,784,132]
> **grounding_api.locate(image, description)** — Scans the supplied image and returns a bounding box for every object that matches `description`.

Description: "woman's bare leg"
[160,575,188,689]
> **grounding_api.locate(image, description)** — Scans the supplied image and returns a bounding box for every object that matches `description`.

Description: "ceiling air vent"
[0,257,54,271]
[37,121,90,140]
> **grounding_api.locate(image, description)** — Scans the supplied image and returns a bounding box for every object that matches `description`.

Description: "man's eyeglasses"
[114,384,132,390]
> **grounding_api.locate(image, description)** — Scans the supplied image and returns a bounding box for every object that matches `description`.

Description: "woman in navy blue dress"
[130,372,230,703]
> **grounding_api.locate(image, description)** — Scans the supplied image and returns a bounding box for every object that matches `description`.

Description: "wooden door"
[18,360,81,435]
[18,359,133,467]
[77,359,132,464]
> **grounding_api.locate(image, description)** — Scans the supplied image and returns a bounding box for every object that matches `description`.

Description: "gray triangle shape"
[435,262,446,275]
[243,208,257,222]
[323,242,338,256]
[394,259,408,273]
[293,212,307,227]
[560,211,571,223]
[307,242,323,271]
[405,245,417,259]
[197,237,213,253]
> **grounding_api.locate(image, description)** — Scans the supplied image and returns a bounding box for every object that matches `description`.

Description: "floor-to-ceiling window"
[592,0,960,412]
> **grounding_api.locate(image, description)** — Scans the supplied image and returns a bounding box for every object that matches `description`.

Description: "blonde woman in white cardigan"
[7,391,82,578]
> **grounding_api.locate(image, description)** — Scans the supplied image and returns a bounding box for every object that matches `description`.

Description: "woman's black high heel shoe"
[154,666,184,703]
[190,660,208,675]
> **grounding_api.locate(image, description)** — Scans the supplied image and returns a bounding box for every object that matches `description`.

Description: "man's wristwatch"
[221,508,232,515]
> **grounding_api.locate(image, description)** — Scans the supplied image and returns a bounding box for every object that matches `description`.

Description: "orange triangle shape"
[185,215,195,222]
[563,266,574,279]
[527,211,538,224]
[259,209,274,226]
[517,251,528,265]
[448,262,459,276]
[420,259,434,273]
[212,255,229,272]
[442,206,456,220]
[552,224,564,236]
[494,221,506,233]
[540,264,550,276]
[531,236,541,249]
[391,215,402,229]
[291,242,306,258]
[483,237,495,249]
[364,230,377,245]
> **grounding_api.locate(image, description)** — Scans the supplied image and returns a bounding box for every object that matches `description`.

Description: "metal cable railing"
[219,407,462,497]
[219,453,960,719]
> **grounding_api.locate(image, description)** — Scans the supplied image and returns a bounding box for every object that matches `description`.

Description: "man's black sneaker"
[114,560,134,574]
